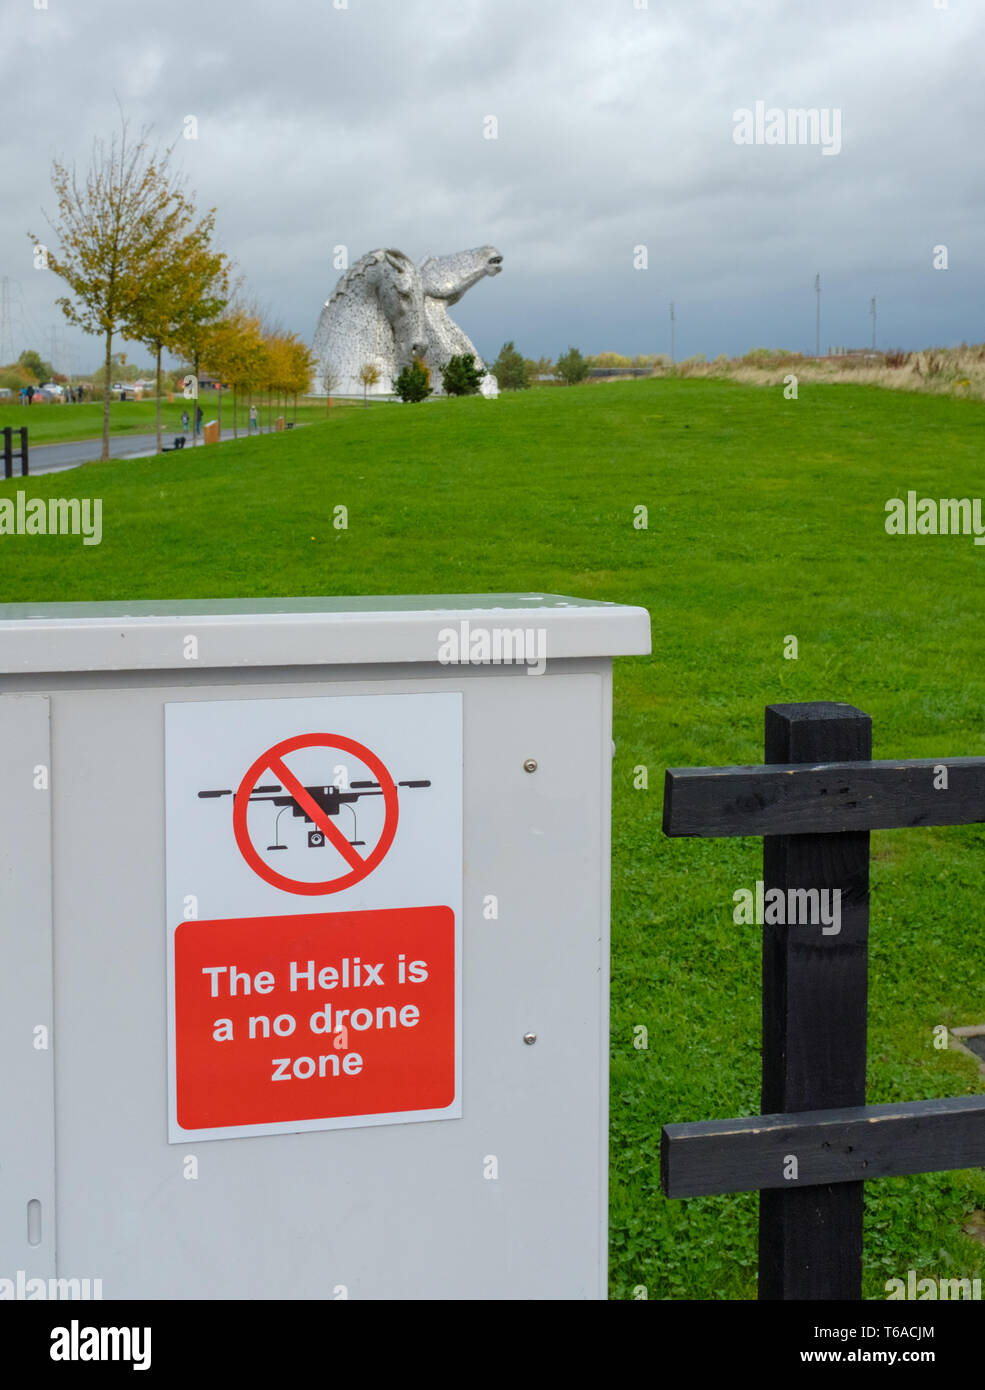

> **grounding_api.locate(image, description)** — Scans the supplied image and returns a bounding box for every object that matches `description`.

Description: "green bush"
[394,358,432,403]
[439,353,484,396]
[556,346,589,385]
[491,341,530,390]
[0,364,35,391]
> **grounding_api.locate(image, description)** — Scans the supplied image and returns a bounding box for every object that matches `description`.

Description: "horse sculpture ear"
[384,250,407,272]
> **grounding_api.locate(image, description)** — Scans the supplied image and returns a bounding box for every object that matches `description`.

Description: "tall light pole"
[870,296,877,351]
[670,301,675,364]
[814,274,821,357]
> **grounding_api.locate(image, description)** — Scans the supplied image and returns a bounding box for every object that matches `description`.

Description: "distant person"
[249,405,258,433]
[19,386,26,405]
[181,409,190,431]
[195,405,203,436]
[26,384,34,405]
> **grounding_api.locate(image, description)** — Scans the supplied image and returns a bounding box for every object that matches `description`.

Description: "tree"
[17,349,53,384]
[491,341,530,390]
[440,353,484,396]
[31,112,190,460]
[0,365,37,392]
[197,305,262,440]
[257,326,308,427]
[358,362,381,407]
[556,346,589,385]
[285,335,314,422]
[216,295,271,437]
[125,199,229,453]
[393,358,431,403]
[320,362,339,414]
[90,352,147,388]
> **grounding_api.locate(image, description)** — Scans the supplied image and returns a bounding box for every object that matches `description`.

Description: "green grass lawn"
[3,375,985,1299]
[0,395,362,446]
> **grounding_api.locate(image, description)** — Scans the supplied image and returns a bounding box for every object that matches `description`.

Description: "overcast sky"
[2,0,982,374]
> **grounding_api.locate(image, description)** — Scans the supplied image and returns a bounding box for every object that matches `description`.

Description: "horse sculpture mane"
[326,248,410,307]
[311,245,503,398]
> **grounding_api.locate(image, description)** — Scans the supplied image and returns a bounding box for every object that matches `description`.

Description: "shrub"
[491,341,530,390]
[589,351,633,369]
[741,348,803,370]
[394,357,432,403]
[440,353,484,396]
[556,346,589,385]
[0,364,36,391]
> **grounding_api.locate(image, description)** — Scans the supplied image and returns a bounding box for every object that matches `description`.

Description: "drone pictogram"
[199,776,431,851]
[198,732,431,896]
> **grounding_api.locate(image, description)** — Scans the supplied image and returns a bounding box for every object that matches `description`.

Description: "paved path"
[22,426,295,478]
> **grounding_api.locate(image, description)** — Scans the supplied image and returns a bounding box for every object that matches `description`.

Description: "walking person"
[181,408,189,432]
[195,405,203,437]
[249,404,258,434]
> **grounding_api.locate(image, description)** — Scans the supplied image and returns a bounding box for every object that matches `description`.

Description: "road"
[20,426,296,478]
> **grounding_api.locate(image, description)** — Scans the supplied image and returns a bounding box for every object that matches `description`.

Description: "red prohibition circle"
[232,733,399,896]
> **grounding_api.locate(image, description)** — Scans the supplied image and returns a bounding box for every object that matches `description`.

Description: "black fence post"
[758,702,872,1300]
[19,425,28,476]
[2,426,10,480]
[662,708,985,1299]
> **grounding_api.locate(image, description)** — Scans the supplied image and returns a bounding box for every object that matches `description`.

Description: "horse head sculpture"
[370,248,430,366]
[310,245,503,398]
[419,246,503,305]
[419,247,503,393]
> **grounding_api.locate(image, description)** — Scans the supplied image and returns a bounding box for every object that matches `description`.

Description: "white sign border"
[164,690,463,1144]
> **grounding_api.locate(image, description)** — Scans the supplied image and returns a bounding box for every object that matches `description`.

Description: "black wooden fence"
[660,701,985,1299]
[2,426,29,478]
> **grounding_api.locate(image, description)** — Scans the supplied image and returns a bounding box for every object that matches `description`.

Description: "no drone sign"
[164,691,463,1142]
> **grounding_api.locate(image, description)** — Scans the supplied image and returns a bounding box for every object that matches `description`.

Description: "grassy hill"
[4,375,985,1298]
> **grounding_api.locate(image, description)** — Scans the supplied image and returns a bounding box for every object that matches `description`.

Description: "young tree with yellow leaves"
[30,113,189,461]
[358,362,381,407]
[267,331,313,424]
[200,307,264,439]
[125,202,229,454]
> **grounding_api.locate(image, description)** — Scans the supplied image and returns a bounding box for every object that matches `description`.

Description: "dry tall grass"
[637,345,985,401]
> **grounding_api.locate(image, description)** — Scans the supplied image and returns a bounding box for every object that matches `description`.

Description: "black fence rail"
[661,701,985,1300]
[2,426,28,479]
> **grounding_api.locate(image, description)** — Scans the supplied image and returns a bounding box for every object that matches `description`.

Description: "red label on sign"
[174,906,455,1131]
